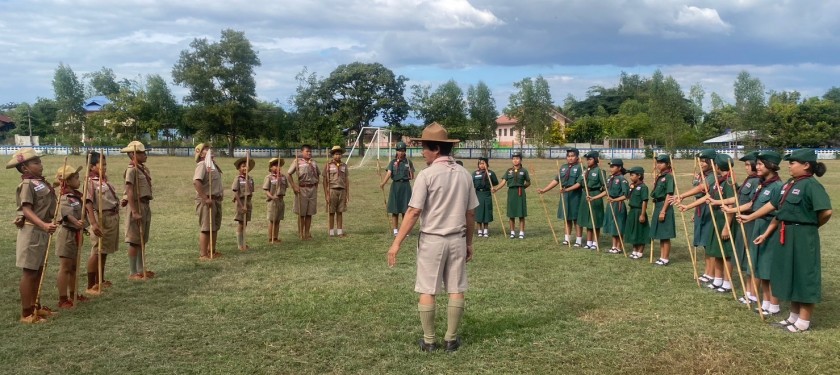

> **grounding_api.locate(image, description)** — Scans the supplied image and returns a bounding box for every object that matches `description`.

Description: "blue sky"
[2,0,840,119]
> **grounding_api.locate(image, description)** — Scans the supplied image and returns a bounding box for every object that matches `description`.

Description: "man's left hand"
[466,244,473,262]
[387,244,400,268]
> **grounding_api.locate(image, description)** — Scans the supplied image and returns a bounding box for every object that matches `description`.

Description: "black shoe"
[418,339,438,352]
[444,337,461,353]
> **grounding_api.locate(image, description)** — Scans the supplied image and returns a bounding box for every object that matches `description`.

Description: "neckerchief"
[742,172,757,187]
[654,169,671,192]
[90,175,118,201]
[563,161,577,182]
[750,175,781,205]
[22,174,55,195]
[238,174,253,194]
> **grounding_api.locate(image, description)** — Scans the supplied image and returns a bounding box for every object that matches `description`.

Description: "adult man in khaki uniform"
[122,141,154,279]
[193,143,223,259]
[388,122,479,353]
[288,144,320,240]
[324,145,349,237]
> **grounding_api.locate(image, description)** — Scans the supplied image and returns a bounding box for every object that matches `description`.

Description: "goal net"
[347,127,392,169]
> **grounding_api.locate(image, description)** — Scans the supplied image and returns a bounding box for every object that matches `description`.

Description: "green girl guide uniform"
[473,159,498,224]
[386,143,415,215]
[556,158,582,221]
[771,149,831,304]
[624,166,649,245]
[750,151,783,280]
[734,152,761,275]
[602,159,629,236]
[705,154,735,259]
[503,156,530,218]
[576,151,604,230]
[693,150,716,248]
[649,154,676,240]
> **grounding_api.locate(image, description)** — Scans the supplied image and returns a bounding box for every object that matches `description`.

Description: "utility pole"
[27,106,34,146]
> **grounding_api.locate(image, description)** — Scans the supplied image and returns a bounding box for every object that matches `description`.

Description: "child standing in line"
[380,142,415,236]
[232,157,255,251]
[576,151,604,250]
[649,154,676,266]
[263,158,287,243]
[85,151,121,295]
[324,146,350,237]
[593,159,628,254]
[473,157,499,238]
[492,151,530,239]
[624,167,649,259]
[676,149,717,281]
[54,165,86,309]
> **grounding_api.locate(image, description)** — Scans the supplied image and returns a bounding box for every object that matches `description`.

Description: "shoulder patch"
[792,188,800,195]
[763,190,771,196]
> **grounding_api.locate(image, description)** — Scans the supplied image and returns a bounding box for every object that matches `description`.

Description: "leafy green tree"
[291,68,336,147]
[85,67,121,98]
[505,75,554,151]
[647,70,691,148]
[53,63,86,145]
[466,81,498,154]
[688,83,705,128]
[410,79,468,139]
[321,62,409,132]
[733,71,766,149]
[823,87,840,103]
[9,99,58,140]
[172,29,261,155]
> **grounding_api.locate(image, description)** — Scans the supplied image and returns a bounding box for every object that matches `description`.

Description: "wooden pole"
[131,145,147,278]
[580,164,599,252]
[726,159,763,316]
[532,165,559,244]
[704,160,739,301]
[650,157,657,263]
[670,154,701,287]
[602,169,627,257]
[75,152,91,299]
[482,164,506,238]
[294,151,303,240]
[556,159,570,249]
[97,151,104,290]
[35,156,67,309]
[243,150,251,246]
[207,149,215,259]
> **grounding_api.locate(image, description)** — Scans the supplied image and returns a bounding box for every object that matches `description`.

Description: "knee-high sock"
[418,303,436,344]
[444,299,465,341]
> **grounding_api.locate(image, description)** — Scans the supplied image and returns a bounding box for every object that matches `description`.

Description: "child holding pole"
[54,164,85,308]
[232,157,255,251]
[85,151,121,294]
[649,154,676,266]
[624,167,649,259]
[493,151,530,239]
[263,158,287,243]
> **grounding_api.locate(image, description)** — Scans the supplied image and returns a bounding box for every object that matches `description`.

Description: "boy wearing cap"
[54,164,86,309]
[8,148,58,323]
[493,152,530,239]
[232,157,255,251]
[193,143,223,259]
[592,159,629,254]
[289,144,320,240]
[576,151,605,250]
[538,148,584,246]
[380,142,415,236]
[85,151,121,294]
[624,166,649,259]
[324,146,350,237]
[650,154,677,266]
[473,157,498,237]
[122,141,154,280]
[263,158,288,243]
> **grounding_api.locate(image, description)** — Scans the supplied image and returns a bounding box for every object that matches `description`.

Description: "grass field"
[1,155,839,374]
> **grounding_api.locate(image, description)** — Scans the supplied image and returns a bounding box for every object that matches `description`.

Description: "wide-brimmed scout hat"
[234,157,256,172]
[609,158,624,167]
[120,140,146,153]
[757,150,782,165]
[697,149,717,160]
[194,143,210,162]
[738,151,759,162]
[410,122,459,143]
[627,166,645,175]
[583,150,599,159]
[268,157,285,169]
[714,153,733,171]
[55,165,83,181]
[783,148,818,164]
[6,148,41,169]
[655,154,671,163]
[395,141,407,151]
[330,145,345,155]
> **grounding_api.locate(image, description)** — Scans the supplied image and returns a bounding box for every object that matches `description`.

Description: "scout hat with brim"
[6,148,41,169]
[609,158,623,167]
[627,166,645,175]
[783,148,818,164]
[714,153,733,171]
[410,122,460,143]
[757,150,782,165]
[584,150,599,159]
[655,154,671,163]
[738,151,759,162]
[330,145,345,155]
[697,149,717,160]
[395,141,407,151]
[55,165,83,182]
[268,157,285,168]
[195,143,210,162]
[234,157,256,172]
[120,140,147,153]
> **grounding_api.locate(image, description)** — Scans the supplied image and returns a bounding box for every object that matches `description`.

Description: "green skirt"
[387,181,411,214]
[475,190,494,223]
[624,207,649,245]
[649,201,676,240]
[705,208,733,258]
[693,205,713,247]
[557,190,581,221]
[602,201,626,236]
[578,195,604,229]
[771,223,822,304]
[734,219,756,275]
[506,187,527,218]
[751,217,776,280]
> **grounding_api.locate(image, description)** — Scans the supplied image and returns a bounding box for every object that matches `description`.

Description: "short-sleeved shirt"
[388,158,414,181]
[737,175,761,209]
[59,190,84,227]
[408,157,479,236]
[17,178,57,223]
[326,162,349,190]
[473,170,498,190]
[708,174,733,202]
[125,164,153,200]
[752,178,783,218]
[262,173,288,197]
[575,166,603,192]
[555,163,582,188]
[776,177,832,224]
[86,177,120,210]
[288,159,320,184]
[627,183,649,208]
[194,161,224,198]
[693,171,714,197]
[606,173,629,198]
[231,174,255,198]
[503,167,530,188]
[651,173,675,200]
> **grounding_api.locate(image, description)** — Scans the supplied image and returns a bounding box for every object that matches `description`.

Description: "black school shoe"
[418,339,438,352]
[444,337,462,353]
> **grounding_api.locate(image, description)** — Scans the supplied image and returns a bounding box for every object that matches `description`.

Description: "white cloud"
[674,6,730,33]
[254,37,363,54]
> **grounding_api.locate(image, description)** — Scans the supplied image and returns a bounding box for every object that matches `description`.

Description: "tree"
[733,71,766,149]
[647,70,692,148]
[291,68,336,146]
[823,87,840,103]
[321,62,409,133]
[710,92,726,111]
[85,67,121,98]
[466,81,499,155]
[172,29,261,155]
[505,76,554,151]
[410,79,468,140]
[688,83,705,128]
[52,63,86,145]
[144,74,182,139]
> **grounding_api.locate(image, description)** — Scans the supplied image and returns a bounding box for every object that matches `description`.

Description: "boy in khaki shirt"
[85,151,121,295]
[232,157,255,251]
[122,141,154,280]
[324,146,350,237]
[263,158,288,243]
[193,143,223,259]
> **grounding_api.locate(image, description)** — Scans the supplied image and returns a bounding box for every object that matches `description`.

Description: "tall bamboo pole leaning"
[35,156,67,310]
[324,153,332,237]
[532,164,559,245]
[580,163,599,252]
[375,158,392,232]
[244,150,251,246]
[601,168,627,257]
[650,156,657,263]
[206,148,215,259]
[703,160,739,301]
[556,159,570,249]
[269,149,279,242]
[726,158,764,317]
[131,144,147,278]
[97,151,104,290]
[294,151,303,240]
[669,153,701,287]
[483,163,506,237]
[710,159,749,305]
[75,152,92,298]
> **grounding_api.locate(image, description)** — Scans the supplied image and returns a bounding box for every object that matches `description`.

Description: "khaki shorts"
[16,224,49,270]
[294,186,317,216]
[91,213,120,255]
[196,199,222,232]
[414,232,469,295]
[55,226,80,259]
[235,200,253,223]
[267,199,285,221]
[328,189,347,213]
[125,202,151,245]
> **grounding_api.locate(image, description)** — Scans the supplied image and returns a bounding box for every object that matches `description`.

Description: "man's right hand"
[92,225,103,237]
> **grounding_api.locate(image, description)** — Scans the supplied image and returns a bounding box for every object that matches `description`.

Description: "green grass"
[1,156,839,374]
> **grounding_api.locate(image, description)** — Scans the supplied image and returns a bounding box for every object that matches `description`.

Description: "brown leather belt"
[299,183,317,188]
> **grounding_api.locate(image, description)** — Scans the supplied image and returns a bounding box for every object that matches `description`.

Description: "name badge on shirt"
[763,190,771,196]
[519,171,525,175]
[591,172,597,177]
[33,182,46,192]
[636,186,641,191]
[745,182,752,188]
[792,188,800,195]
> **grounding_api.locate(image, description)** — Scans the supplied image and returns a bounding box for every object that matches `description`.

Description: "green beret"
[609,158,623,167]
[738,151,759,162]
[714,153,733,171]
[655,154,671,163]
[757,151,782,165]
[583,150,599,159]
[697,149,717,160]
[627,166,645,175]
[395,141,407,151]
[511,151,523,158]
[783,148,818,164]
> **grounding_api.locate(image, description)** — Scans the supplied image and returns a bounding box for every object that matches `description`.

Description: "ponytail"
[810,162,827,177]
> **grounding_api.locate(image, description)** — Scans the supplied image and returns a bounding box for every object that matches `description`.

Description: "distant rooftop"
[83,96,111,112]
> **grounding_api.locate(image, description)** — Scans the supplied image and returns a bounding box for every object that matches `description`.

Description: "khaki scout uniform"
[288,158,320,216]
[194,161,223,232]
[231,174,255,222]
[15,176,57,270]
[325,161,349,214]
[88,176,121,255]
[55,188,85,259]
[263,172,288,221]
[124,163,153,245]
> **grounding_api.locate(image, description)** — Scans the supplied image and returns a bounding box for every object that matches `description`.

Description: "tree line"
[3,29,840,155]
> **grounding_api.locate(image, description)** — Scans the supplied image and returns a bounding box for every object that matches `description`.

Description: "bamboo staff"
[131,144,147,278]
[35,156,67,310]
[375,158,392,232]
[556,159,570,249]
[244,150,251,245]
[97,151,104,290]
[650,157,657,263]
[482,164,506,237]
[532,165,559,244]
[324,155,333,237]
[726,159,764,318]
[580,164,599,252]
[710,160,749,305]
[75,152,92,299]
[269,150,279,243]
[294,151,303,240]
[601,168,627,257]
[207,148,215,259]
[670,154,701,287]
[704,160,739,301]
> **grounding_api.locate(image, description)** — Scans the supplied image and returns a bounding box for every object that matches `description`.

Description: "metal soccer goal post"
[346,127,392,169]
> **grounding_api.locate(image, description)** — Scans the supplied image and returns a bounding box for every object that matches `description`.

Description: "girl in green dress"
[624,167,649,259]
[576,151,604,250]
[676,149,716,282]
[649,154,676,266]
[473,158,499,238]
[493,152,530,239]
[592,159,628,254]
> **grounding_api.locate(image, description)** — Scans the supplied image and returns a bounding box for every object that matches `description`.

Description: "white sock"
[337,229,343,235]
[510,231,516,236]
[788,312,800,322]
[576,236,583,244]
[329,229,335,236]
[519,231,524,236]
[393,228,398,234]
[794,319,810,330]
[722,280,732,289]
[484,229,489,235]
[586,241,592,247]
[768,304,780,313]
[659,258,669,264]
[761,300,770,311]
[564,234,570,242]
[713,278,723,287]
